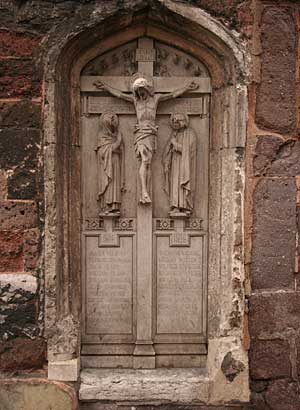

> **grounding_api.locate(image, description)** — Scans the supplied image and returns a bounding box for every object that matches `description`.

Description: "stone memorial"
[80,37,210,369]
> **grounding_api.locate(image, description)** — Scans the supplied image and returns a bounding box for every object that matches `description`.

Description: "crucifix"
[94,45,198,204]
[86,37,208,368]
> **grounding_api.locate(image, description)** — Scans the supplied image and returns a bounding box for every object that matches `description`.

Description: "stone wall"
[0,1,299,409]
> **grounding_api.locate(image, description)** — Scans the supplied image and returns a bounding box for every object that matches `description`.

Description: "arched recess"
[43,1,249,404]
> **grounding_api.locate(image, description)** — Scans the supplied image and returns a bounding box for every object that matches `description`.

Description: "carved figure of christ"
[94,77,198,203]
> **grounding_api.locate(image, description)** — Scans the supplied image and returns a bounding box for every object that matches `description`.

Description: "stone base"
[79,368,210,403]
[48,358,80,381]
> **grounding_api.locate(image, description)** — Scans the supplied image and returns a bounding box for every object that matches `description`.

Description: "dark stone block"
[8,169,38,200]
[265,380,300,410]
[254,137,300,177]
[0,201,38,230]
[0,128,41,170]
[253,135,282,176]
[0,283,38,340]
[252,178,296,289]
[0,101,41,128]
[0,338,45,371]
[249,339,291,379]
[256,7,296,134]
[249,292,300,337]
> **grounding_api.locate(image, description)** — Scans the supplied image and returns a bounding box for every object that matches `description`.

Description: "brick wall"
[0,1,299,409]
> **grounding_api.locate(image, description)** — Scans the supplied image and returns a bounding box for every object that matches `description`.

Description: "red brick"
[0,100,41,128]
[0,31,40,57]
[0,75,41,99]
[250,339,291,379]
[0,231,24,272]
[0,201,38,230]
[249,292,300,337]
[0,338,45,370]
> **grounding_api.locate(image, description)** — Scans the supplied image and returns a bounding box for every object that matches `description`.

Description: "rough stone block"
[265,379,300,410]
[254,136,300,177]
[0,170,7,199]
[0,231,24,272]
[249,292,300,337]
[0,201,38,230]
[0,59,41,98]
[0,338,45,371]
[24,228,41,270]
[0,100,41,128]
[0,273,38,341]
[0,128,41,170]
[8,169,38,200]
[249,339,291,379]
[251,178,296,289]
[48,358,80,381]
[0,380,77,410]
[256,7,296,134]
[0,30,40,57]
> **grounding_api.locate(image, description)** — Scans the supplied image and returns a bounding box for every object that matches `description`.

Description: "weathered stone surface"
[265,380,300,410]
[251,178,296,289]
[296,337,300,377]
[0,201,38,230]
[24,228,41,270]
[0,128,41,170]
[0,100,41,128]
[249,339,291,379]
[0,337,45,370]
[254,136,300,177]
[250,391,268,410]
[0,274,38,341]
[8,169,38,200]
[81,404,253,410]
[0,59,41,98]
[0,170,7,200]
[80,368,209,403]
[0,380,77,410]
[0,30,40,57]
[221,352,246,382]
[0,231,24,272]
[249,292,300,337]
[256,7,296,134]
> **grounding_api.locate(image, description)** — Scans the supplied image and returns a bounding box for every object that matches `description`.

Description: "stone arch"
[43,1,249,404]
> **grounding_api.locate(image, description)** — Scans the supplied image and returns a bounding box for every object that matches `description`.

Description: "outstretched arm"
[93,80,133,102]
[158,81,199,102]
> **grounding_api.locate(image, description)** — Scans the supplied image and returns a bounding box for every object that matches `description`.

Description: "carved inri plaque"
[81,37,210,368]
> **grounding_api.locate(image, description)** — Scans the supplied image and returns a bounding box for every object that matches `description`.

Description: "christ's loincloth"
[134,124,158,162]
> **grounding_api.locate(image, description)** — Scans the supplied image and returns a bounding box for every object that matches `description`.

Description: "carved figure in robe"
[95,112,125,216]
[94,76,198,204]
[162,113,197,216]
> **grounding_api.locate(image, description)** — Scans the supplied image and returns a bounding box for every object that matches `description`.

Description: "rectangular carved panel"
[155,235,204,335]
[84,236,134,335]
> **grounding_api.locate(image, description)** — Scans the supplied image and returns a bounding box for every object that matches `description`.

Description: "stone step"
[79,368,209,404]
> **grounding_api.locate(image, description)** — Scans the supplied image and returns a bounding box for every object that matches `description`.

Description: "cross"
[81,38,209,368]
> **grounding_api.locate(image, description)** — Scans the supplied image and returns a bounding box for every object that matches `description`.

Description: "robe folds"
[162,127,197,212]
[96,132,125,213]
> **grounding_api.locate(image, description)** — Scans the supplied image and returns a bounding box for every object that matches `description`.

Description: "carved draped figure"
[96,113,125,214]
[163,126,197,213]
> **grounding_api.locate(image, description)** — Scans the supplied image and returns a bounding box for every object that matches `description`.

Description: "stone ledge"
[80,368,210,403]
[48,358,80,381]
